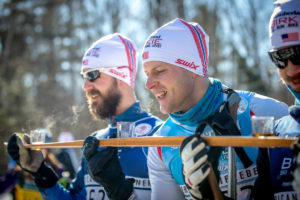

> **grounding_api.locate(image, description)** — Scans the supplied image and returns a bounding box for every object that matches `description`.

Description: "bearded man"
[7,33,162,200]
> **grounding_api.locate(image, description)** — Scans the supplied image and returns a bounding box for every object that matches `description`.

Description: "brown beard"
[285,75,300,83]
[87,80,121,120]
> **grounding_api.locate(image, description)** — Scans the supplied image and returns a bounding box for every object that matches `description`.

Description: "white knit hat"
[142,18,209,78]
[81,33,138,87]
[269,0,300,50]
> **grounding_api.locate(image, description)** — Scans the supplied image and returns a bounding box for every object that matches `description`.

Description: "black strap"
[212,105,253,168]
[195,88,253,169]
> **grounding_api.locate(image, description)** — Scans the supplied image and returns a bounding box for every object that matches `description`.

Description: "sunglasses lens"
[269,52,286,69]
[290,56,300,66]
[83,70,100,82]
[275,59,286,69]
[269,45,300,69]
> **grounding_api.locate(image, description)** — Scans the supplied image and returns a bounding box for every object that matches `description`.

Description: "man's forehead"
[82,67,104,73]
[277,44,298,50]
[81,68,111,78]
[82,68,92,73]
[144,61,173,70]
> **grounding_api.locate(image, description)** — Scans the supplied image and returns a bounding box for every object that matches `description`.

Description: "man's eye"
[156,69,165,74]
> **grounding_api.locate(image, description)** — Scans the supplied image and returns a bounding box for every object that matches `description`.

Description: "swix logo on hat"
[145,35,162,48]
[86,47,101,57]
[175,59,199,70]
[142,18,209,78]
[108,68,127,79]
[81,33,138,88]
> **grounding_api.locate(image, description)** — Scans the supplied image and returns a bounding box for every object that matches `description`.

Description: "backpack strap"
[195,88,253,169]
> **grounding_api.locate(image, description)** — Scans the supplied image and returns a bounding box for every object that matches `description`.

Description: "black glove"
[6,133,58,188]
[180,134,214,200]
[292,136,300,192]
[289,105,300,124]
[83,136,134,200]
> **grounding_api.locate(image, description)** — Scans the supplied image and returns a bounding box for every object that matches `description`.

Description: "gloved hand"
[83,136,135,200]
[289,105,300,124]
[6,133,58,188]
[292,136,300,192]
[180,134,213,200]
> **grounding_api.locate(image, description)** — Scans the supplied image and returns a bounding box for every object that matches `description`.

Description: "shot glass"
[117,122,135,138]
[30,129,46,144]
[251,116,274,137]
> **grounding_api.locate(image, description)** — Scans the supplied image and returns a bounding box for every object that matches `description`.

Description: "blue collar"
[109,102,150,126]
[286,84,300,105]
[169,78,224,126]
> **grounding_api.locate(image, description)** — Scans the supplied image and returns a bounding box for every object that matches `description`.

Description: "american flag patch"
[281,32,299,43]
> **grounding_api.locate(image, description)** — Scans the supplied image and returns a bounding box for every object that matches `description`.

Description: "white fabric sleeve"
[250,93,289,120]
[147,146,186,200]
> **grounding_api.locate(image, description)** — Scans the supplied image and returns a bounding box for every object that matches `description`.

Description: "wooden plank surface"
[23,136,297,149]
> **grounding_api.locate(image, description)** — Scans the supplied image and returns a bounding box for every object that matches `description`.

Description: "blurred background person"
[56,132,79,180]
[0,158,20,200]
[11,128,64,200]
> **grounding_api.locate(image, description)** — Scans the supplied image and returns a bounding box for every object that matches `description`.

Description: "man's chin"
[90,110,105,120]
[160,105,172,115]
[88,104,100,119]
[288,83,300,93]
[293,88,300,93]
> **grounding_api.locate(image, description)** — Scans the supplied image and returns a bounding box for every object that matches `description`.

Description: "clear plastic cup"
[117,122,135,138]
[30,129,46,144]
[251,116,274,137]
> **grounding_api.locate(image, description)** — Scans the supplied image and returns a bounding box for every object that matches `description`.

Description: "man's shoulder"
[237,91,288,119]
[275,114,300,137]
[134,116,164,137]
[135,115,162,124]
[91,127,111,138]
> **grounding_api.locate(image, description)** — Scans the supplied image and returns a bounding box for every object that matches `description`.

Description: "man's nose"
[82,79,94,92]
[145,75,158,90]
[286,60,300,76]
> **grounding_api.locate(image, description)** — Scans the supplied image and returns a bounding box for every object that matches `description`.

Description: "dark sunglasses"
[268,45,300,69]
[81,69,101,82]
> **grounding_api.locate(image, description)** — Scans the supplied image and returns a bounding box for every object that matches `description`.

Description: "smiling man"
[7,33,162,200]
[142,18,289,200]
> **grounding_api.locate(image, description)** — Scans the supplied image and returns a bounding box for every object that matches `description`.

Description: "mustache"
[285,75,300,83]
[87,89,102,98]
